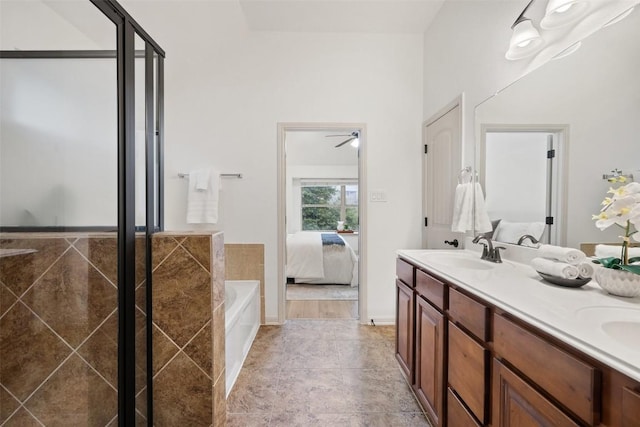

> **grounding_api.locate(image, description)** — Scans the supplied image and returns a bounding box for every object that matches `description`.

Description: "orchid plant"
[592,178,640,275]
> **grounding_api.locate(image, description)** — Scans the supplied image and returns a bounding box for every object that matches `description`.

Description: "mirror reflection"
[475,5,639,249]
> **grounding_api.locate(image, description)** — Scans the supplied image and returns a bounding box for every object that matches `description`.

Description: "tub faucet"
[517,234,539,246]
[472,235,506,263]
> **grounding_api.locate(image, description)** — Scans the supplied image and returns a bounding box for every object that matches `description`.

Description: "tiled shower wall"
[0,233,144,425]
[0,231,226,426]
[151,231,226,426]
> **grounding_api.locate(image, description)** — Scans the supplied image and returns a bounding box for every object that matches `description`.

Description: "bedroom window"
[301,182,358,231]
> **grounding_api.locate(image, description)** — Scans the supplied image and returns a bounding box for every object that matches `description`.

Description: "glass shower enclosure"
[0,0,164,425]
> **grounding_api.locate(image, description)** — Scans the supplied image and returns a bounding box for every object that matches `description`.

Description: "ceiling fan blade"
[335,136,356,148]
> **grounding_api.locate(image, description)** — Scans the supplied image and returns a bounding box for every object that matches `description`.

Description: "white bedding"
[286,232,358,286]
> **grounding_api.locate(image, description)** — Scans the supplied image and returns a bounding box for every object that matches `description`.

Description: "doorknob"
[444,239,459,248]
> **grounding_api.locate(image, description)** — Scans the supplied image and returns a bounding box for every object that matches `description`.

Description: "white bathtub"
[225,280,260,397]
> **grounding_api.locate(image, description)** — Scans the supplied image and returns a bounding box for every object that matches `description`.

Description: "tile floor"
[226,320,431,426]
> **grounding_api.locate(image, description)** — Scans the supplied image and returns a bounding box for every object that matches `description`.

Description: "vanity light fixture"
[350,136,360,148]
[540,0,589,29]
[506,0,544,60]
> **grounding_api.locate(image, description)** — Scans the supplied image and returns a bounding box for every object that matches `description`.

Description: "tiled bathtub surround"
[151,231,226,426]
[0,233,137,426]
[224,244,264,324]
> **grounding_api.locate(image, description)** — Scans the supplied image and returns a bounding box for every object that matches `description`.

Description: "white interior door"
[423,104,463,249]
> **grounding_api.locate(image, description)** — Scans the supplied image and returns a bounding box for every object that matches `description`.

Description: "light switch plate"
[369,190,387,202]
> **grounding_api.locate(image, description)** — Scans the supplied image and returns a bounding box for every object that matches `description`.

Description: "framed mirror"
[474,3,639,249]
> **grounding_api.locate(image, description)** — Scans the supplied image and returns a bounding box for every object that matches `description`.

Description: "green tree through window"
[301,183,358,231]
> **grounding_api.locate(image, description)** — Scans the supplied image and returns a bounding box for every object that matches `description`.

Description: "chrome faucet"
[472,235,506,263]
[517,234,539,246]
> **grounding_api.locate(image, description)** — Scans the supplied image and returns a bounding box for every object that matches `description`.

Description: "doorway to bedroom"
[277,123,365,321]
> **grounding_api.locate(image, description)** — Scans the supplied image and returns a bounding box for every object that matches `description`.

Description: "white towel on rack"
[451,182,473,232]
[473,183,493,233]
[186,168,220,224]
[451,182,493,233]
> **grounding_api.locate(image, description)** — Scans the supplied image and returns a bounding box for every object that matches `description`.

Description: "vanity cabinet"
[395,261,447,426]
[395,255,640,427]
[447,288,490,425]
[414,270,446,426]
[395,258,415,380]
[492,359,579,427]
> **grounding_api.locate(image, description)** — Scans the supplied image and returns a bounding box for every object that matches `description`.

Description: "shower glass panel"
[1,1,165,424]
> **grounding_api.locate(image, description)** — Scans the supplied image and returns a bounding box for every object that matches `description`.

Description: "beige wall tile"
[224,244,265,323]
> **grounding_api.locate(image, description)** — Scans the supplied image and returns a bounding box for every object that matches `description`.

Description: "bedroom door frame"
[277,122,367,324]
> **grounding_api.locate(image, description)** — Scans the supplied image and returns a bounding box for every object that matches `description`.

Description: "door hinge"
[424,217,428,227]
[546,216,554,225]
[424,144,428,154]
[547,149,556,159]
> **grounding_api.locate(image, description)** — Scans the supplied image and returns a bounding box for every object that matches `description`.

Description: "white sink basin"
[575,306,640,352]
[419,251,497,271]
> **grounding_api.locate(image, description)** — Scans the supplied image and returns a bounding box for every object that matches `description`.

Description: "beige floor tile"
[227,319,430,427]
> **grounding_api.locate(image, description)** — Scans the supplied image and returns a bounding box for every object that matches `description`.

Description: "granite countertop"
[397,248,640,383]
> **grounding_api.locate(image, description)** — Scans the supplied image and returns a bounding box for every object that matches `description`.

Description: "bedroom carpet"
[226,320,431,427]
[286,284,358,301]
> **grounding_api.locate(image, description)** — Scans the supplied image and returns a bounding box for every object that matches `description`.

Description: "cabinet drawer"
[493,359,579,427]
[396,258,414,287]
[447,388,481,427]
[448,322,488,423]
[493,314,599,425]
[449,288,488,341]
[416,269,446,310]
[622,387,640,426]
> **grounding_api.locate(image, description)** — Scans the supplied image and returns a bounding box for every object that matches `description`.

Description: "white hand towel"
[451,183,472,233]
[531,257,579,280]
[538,244,586,265]
[473,183,493,233]
[577,262,594,279]
[193,169,210,190]
[186,168,220,224]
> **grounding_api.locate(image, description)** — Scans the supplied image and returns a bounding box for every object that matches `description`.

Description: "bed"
[286,232,358,286]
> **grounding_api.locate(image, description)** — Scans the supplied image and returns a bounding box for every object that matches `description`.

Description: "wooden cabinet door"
[622,387,640,426]
[414,297,445,426]
[396,279,414,380]
[493,359,579,427]
[448,322,488,424]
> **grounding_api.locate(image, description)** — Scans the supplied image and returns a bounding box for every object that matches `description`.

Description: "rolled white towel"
[577,262,594,279]
[538,244,586,265]
[531,257,579,280]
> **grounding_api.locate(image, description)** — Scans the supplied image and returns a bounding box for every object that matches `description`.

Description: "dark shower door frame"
[1,0,165,424]
[91,2,165,425]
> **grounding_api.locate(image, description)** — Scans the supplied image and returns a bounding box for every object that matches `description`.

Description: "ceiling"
[238,0,447,34]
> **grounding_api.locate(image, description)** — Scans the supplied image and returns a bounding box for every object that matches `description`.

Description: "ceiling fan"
[326,131,359,148]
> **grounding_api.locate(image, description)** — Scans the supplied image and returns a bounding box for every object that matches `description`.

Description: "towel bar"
[178,172,242,179]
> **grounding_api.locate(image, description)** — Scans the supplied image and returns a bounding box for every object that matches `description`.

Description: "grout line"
[69,242,118,290]
[150,237,182,273]
[15,243,74,301]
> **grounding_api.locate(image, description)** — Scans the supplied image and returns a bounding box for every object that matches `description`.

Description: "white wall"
[122,1,424,323]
